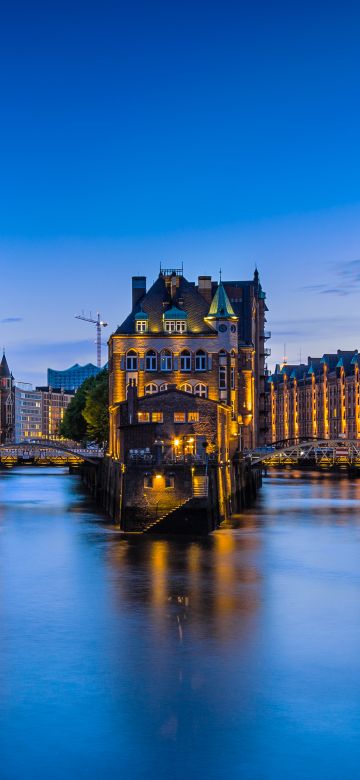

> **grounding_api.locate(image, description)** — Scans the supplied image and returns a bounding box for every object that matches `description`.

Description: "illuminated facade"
[14,385,74,442]
[109,268,268,455]
[15,386,42,442]
[37,386,75,439]
[268,350,360,443]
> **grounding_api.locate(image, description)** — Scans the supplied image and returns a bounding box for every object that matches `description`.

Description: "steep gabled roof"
[115,274,214,335]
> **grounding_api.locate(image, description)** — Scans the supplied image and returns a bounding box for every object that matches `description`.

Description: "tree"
[59,370,108,444]
[82,369,109,445]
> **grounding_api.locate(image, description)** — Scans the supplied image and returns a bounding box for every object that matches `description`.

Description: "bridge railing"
[247,439,360,466]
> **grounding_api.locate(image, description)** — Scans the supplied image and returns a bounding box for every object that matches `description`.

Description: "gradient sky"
[1,0,360,385]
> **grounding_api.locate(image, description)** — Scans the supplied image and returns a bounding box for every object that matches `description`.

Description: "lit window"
[174,412,186,423]
[145,383,158,395]
[180,383,192,393]
[188,411,199,422]
[180,350,191,371]
[136,320,147,333]
[151,412,163,422]
[195,350,207,371]
[194,383,207,398]
[164,321,186,333]
[126,350,138,371]
[138,412,150,423]
[145,350,157,371]
[160,350,173,371]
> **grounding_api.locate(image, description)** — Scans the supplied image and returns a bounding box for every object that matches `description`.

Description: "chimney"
[198,275,212,305]
[127,379,138,424]
[170,272,178,301]
[132,277,146,309]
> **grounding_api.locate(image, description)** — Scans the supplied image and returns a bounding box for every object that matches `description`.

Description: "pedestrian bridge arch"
[248,438,360,467]
[0,440,103,465]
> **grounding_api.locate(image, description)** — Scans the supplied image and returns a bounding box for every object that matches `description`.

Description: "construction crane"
[75,312,108,368]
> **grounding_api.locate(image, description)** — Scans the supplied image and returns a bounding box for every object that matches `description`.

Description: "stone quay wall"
[78,456,262,534]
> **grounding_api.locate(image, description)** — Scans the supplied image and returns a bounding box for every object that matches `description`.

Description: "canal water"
[0,468,359,780]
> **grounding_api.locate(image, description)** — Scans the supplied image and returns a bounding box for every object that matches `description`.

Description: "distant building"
[15,386,42,442]
[268,350,360,442]
[36,387,75,438]
[0,352,15,444]
[47,363,101,392]
[14,385,74,442]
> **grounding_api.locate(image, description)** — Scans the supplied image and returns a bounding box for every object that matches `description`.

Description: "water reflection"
[0,468,359,780]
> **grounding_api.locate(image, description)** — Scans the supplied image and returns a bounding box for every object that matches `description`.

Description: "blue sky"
[1,0,360,385]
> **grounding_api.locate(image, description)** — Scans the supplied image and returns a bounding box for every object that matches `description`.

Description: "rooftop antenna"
[283,343,288,365]
[75,312,108,368]
[219,268,222,283]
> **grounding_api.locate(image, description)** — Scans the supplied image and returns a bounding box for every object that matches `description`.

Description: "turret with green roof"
[206,282,237,321]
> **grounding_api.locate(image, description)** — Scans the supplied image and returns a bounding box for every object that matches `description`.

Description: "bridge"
[248,438,360,469]
[0,440,104,467]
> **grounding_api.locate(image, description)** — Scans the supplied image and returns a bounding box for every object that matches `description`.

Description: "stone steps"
[143,498,193,533]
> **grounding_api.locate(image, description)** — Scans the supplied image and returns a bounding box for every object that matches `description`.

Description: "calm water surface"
[0,467,359,779]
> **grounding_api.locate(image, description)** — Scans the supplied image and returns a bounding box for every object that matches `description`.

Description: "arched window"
[194,383,207,398]
[126,349,138,371]
[180,383,193,393]
[160,383,168,392]
[219,349,226,357]
[160,350,173,372]
[195,350,207,371]
[180,350,191,371]
[145,350,157,372]
[145,383,158,395]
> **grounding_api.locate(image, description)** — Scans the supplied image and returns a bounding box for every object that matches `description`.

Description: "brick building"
[268,350,360,443]
[112,383,234,531]
[108,267,268,454]
[0,352,15,444]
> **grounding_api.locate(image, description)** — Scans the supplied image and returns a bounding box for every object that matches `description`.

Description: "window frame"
[145,350,157,372]
[219,365,227,390]
[195,350,207,371]
[180,383,193,394]
[126,350,138,371]
[174,411,186,423]
[145,383,158,395]
[160,350,173,372]
[194,383,207,398]
[180,350,191,371]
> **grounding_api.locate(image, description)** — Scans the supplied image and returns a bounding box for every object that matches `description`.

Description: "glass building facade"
[47,363,101,392]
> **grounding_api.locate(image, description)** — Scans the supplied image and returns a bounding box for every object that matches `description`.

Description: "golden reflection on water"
[107,528,262,645]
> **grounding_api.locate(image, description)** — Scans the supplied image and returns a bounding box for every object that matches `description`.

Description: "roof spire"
[206,281,237,320]
[0,351,11,378]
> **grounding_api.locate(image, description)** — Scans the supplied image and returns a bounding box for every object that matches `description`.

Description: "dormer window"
[165,320,186,333]
[135,310,149,333]
[163,306,187,333]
